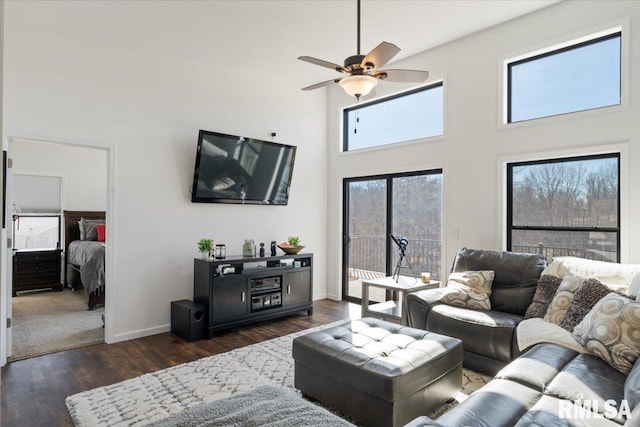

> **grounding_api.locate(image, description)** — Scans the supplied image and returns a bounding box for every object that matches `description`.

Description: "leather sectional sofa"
[404,248,640,425]
[406,342,640,426]
[406,247,546,375]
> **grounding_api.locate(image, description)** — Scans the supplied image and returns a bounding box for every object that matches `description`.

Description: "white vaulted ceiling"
[6,0,559,92]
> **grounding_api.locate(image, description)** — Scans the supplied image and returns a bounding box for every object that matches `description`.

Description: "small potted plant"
[278,236,305,254]
[197,238,213,259]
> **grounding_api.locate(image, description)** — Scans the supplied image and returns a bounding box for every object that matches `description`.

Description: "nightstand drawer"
[12,249,63,295]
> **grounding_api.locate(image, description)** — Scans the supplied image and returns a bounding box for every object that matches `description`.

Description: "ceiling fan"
[298,0,429,100]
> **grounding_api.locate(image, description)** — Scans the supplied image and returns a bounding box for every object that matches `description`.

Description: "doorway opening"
[7,138,108,361]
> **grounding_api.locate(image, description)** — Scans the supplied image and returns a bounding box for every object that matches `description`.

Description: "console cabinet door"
[283,270,311,306]
[211,276,248,320]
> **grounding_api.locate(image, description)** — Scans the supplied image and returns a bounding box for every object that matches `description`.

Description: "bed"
[63,210,105,310]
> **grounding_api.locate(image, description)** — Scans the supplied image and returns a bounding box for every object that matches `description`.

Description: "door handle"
[287,285,291,294]
[241,292,245,302]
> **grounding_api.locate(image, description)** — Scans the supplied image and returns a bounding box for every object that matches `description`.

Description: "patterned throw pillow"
[559,278,612,332]
[524,275,563,319]
[543,276,583,325]
[572,293,640,375]
[440,270,495,311]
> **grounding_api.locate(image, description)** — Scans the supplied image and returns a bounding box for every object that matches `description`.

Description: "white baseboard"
[108,296,335,344]
[109,323,170,344]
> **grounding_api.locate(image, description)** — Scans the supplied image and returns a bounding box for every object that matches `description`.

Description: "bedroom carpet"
[66,320,490,427]
[9,288,104,361]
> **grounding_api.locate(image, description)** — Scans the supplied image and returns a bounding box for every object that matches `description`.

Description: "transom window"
[507,30,621,123]
[343,82,443,152]
[507,153,620,263]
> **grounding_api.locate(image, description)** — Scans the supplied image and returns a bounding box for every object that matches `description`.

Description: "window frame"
[342,81,444,152]
[12,214,62,251]
[342,168,443,304]
[501,22,628,127]
[506,153,621,262]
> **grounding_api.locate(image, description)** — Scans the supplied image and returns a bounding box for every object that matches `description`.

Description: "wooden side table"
[361,275,439,325]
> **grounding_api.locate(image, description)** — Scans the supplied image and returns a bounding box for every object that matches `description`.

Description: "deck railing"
[348,238,616,282]
[348,236,441,280]
[512,243,616,262]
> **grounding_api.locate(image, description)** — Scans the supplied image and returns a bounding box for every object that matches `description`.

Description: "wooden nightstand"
[12,249,63,296]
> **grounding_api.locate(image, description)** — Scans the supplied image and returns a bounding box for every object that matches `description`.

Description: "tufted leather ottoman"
[292,318,463,427]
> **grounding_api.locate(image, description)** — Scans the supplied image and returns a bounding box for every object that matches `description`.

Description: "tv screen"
[191,130,296,205]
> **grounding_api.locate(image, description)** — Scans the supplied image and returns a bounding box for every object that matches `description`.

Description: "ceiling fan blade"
[361,42,400,70]
[298,56,347,73]
[301,78,342,91]
[375,69,429,83]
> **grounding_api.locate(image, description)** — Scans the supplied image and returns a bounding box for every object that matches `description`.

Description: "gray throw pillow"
[572,293,640,375]
[440,270,495,311]
[80,218,105,241]
[544,276,583,325]
[559,278,612,332]
[524,275,563,319]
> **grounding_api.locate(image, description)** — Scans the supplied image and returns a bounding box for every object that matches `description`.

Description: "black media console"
[193,253,313,338]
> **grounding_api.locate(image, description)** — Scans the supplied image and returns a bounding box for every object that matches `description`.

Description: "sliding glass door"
[343,170,442,304]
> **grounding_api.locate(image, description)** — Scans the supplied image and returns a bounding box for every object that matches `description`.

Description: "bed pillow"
[559,278,612,332]
[543,275,583,325]
[80,218,105,241]
[572,293,640,375]
[440,270,495,311]
[525,275,563,319]
[96,224,106,242]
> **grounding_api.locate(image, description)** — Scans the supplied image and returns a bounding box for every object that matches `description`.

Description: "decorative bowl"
[278,243,305,255]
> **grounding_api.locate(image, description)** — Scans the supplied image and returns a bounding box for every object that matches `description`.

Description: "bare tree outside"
[510,155,618,262]
[345,172,442,302]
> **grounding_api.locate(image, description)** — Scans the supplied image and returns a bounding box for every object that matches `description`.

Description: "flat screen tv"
[191,130,297,205]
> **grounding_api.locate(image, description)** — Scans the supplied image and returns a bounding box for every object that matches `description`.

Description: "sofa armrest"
[405,288,446,329]
[403,415,445,427]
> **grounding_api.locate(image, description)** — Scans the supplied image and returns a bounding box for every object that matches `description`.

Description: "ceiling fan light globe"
[339,75,378,98]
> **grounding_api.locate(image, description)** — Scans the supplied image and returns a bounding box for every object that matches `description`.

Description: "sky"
[345,33,620,151]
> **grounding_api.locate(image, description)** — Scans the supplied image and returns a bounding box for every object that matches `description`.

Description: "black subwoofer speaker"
[171,299,205,342]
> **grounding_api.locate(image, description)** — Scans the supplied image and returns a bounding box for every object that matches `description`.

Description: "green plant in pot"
[198,238,213,259]
[278,236,305,254]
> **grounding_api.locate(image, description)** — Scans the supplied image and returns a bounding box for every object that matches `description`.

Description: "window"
[343,170,442,303]
[507,154,620,263]
[13,215,61,250]
[507,31,621,123]
[343,83,443,152]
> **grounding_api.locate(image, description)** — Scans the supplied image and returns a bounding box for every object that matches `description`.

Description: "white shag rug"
[66,320,490,426]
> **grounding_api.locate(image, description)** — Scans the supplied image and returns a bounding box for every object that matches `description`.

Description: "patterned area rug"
[66,321,490,426]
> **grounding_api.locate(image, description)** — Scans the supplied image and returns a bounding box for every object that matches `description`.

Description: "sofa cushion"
[546,352,628,424]
[450,248,546,316]
[440,270,494,311]
[513,395,621,427]
[496,343,578,392]
[427,304,521,363]
[435,379,542,427]
[559,278,612,332]
[572,293,640,375]
[625,357,640,412]
[543,276,583,325]
[524,275,563,319]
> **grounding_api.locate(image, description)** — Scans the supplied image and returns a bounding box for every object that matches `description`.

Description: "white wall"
[327,1,640,297]
[3,4,328,342]
[11,140,107,212]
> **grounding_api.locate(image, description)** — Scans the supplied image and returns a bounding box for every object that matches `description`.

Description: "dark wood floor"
[0,299,354,427]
